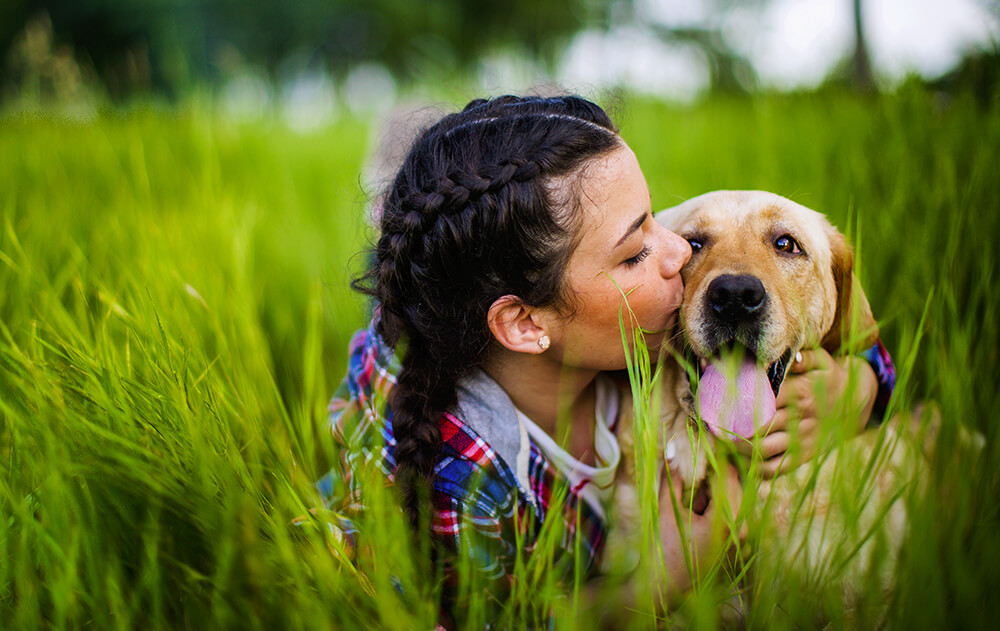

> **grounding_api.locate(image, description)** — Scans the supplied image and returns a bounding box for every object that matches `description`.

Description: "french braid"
[354,95,620,528]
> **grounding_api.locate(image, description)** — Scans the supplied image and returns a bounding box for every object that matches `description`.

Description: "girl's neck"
[483,350,598,454]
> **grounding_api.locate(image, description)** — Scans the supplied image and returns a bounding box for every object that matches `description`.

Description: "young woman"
[314,95,893,624]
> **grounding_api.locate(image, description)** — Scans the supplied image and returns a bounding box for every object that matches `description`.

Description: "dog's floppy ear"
[821,230,878,354]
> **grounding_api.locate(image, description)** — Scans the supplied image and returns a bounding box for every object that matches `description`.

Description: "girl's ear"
[487,295,549,354]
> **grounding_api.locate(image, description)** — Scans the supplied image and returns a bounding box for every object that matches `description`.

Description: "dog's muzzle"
[708,274,767,321]
[684,273,794,440]
[703,274,769,354]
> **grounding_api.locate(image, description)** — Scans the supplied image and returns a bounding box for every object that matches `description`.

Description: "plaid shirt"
[312,317,896,619]
[314,317,608,617]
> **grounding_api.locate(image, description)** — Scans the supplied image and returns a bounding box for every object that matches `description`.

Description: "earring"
[537,335,550,351]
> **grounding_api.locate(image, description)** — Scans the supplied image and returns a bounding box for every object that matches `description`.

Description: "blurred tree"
[628,0,759,95]
[632,0,882,95]
[1,0,184,98]
[849,0,874,92]
[1,0,618,99]
[2,12,95,105]
[929,48,1000,104]
[648,22,758,94]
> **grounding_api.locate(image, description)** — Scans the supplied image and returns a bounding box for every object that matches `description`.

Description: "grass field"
[1,85,998,629]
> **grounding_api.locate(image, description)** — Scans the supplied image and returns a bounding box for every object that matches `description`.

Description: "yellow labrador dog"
[614,191,926,618]
[660,189,878,444]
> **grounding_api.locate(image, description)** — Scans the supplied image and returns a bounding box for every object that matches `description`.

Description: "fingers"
[786,348,835,374]
[731,349,876,479]
[738,423,810,461]
[759,442,812,477]
[760,408,787,433]
[760,454,791,478]
[779,353,877,428]
[775,369,820,410]
[760,428,818,478]
[731,412,785,455]
[776,349,836,414]
[757,430,793,460]
[767,408,801,436]
[733,417,818,477]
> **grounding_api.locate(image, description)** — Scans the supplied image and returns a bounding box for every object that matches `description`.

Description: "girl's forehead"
[575,146,647,229]
[567,147,650,264]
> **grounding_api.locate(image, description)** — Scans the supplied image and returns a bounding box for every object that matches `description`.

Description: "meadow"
[1,84,998,629]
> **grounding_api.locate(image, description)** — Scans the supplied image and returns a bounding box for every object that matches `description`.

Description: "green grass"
[1,85,999,629]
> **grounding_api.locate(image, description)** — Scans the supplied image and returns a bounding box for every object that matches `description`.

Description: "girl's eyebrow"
[615,211,647,247]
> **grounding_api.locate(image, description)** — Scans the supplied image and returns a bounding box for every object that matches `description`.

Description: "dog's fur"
[613,191,928,617]
[656,190,880,488]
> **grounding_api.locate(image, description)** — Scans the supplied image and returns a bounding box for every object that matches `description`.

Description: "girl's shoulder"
[327,325,523,508]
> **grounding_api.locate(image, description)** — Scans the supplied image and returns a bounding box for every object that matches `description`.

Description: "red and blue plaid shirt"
[314,317,608,615]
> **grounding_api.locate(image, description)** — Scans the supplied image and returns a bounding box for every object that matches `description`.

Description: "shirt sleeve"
[296,326,397,559]
[862,338,896,425]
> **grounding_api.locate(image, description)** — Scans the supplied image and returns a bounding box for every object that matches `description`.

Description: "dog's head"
[656,190,877,438]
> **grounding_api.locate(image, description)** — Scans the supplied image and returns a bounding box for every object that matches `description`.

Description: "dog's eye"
[774,235,802,254]
[687,238,703,253]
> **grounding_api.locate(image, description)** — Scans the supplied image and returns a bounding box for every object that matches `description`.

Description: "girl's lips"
[655,303,682,335]
[636,288,683,336]
[658,286,684,331]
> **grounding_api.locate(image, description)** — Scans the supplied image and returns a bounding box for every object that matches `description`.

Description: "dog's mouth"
[766,350,793,396]
[687,344,793,440]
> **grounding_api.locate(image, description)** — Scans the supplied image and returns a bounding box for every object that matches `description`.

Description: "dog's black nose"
[706,274,767,323]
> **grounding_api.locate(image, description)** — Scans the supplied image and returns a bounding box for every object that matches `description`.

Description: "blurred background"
[2,4,999,629]
[2,0,998,121]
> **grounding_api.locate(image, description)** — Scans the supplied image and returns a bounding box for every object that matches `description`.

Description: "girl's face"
[546,144,691,371]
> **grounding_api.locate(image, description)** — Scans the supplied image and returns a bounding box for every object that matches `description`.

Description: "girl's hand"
[736,349,877,478]
[657,464,744,601]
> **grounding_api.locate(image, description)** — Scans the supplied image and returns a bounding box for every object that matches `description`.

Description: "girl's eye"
[774,234,803,254]
[623,245,651,268]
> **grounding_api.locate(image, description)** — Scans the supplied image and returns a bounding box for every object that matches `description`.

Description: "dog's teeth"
[665,439,677,461]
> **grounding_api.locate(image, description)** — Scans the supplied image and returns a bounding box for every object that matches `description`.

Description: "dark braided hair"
[354,95,621,527]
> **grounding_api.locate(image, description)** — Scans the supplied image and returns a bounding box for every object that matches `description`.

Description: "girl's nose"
[659,225,692,278]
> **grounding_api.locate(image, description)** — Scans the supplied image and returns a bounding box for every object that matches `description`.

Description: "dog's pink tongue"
[698,358,776,439]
